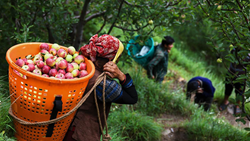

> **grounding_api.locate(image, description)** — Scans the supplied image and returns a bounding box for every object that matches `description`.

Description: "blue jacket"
[188,76,215,97]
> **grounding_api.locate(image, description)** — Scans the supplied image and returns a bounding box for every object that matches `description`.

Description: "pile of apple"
[14,43,88,79]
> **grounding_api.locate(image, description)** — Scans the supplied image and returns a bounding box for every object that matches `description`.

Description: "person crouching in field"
[147,36,175,83]
[63,34,138,141]
[186,76,215,111]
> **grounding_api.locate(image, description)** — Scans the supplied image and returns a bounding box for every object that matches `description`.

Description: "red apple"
[71,62,79,70]
[49,69,58,77]
[22,65,30,71]
[68,46,76,55]
[79,62,87,70]
[33,54,43,64]
[25,59,34,65]
[58,69,66,75]
[40,43,50,51]
[42,74,49,77]
[40,49,49,56]
[42,65,51,74]
[55,73,65,79]
[49,48,57,56]
[65,72,74,79]
[15,59,25,67]
[72,69,79,77]
[44,53,53,61]
[56,57,64,63]
[28,64,35,72]
[57,48,67,58]
[66,63,74,72]
[74,55,84,64]
[46,58,56,67]
[36,60,45,69]
[22,58,27,64]
[58,59,68,69]
[52,43,60,51]
[79,70,88,78]
[33,68,42,75]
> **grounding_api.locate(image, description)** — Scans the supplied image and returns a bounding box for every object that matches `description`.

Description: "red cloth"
[80,34,120,62]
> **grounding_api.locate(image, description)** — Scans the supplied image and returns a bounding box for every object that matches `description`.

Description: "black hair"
[187,81,199,92]
[162,36,175,46]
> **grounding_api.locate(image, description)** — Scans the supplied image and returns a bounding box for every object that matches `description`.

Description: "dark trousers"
[225,77,244,97]
[194,95,213,111]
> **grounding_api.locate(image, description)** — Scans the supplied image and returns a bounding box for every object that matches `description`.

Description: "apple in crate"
[26,54,33,60]
[56,57,64,63]
[15,59,25,67]
[42,65,51,74]
[52,43,60,51]
[22,65,30,71]
[42,74,49,77]
[65,72,74,79]
[33,68,42,75]
[46,58,56,67]
[74,55,84,64]
[40,43,50,51]
[58,69,66,75]
[49,69,58,77]
[79,70,88,78]
[40,49,49,56]
[49,48,57,56]
[79,62,87,70]
[71,62,79,70]
[44,53,53,61]
[68,46,76,55]
[33,54,43,64]
[55,73,65,79]
[36,60,45,69]
[58,59,68,69]
[26,59,34,65]
[66,54,73,63]
[28,64,35,72]
[72,69,79,77]
[73,52,79,59]
[57,49,67,58]
[66,63,74,73]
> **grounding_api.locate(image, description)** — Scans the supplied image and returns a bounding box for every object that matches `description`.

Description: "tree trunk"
[73,0,91,50]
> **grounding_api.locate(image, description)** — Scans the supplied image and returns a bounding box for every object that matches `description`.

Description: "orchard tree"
[192,0,250,122]
[0,0,192,76]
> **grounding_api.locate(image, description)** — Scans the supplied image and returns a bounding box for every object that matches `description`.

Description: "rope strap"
[8,72,105,126]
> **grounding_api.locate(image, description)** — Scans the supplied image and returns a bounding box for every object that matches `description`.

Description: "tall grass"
[108,106,163,141]
[185,109,250,141]
[0,76,15,138]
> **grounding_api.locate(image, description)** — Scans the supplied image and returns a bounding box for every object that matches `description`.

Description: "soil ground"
[159,70,250,140]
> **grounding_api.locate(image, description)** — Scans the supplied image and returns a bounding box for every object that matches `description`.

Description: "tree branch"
[108,0,124,34]
[124,0,142,7]
[224,14,241,40]
[84,11,106,22]
[236,0,250,31]
[96,17,106,34]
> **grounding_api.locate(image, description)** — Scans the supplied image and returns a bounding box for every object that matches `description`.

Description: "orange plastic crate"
[6,42,95,141]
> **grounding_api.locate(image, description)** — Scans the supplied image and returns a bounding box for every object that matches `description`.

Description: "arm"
[95,74,138,104]
[147,47,164,78]
[200,80,215,97]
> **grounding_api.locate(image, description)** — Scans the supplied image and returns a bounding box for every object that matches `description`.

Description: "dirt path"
[159,70,250,140]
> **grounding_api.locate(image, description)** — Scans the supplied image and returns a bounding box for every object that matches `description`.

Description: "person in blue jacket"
[186,76,216,111]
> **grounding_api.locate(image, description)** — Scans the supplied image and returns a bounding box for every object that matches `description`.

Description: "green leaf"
[236,118,246,124]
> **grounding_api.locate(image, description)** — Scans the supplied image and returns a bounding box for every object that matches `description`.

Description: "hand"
[152,75,155,79]
[103,61,125,81]
[197,88,203,94]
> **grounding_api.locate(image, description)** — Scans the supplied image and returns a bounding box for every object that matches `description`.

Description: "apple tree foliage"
[0,0,193,75]
[189,0,250,123]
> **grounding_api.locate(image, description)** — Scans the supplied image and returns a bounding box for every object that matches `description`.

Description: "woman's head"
[79,34,123,62]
